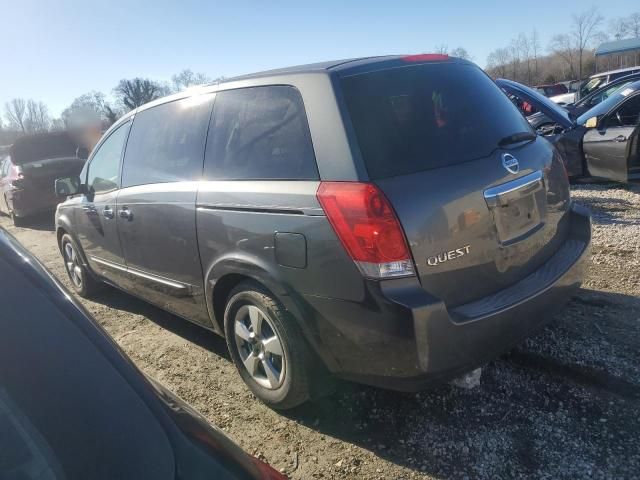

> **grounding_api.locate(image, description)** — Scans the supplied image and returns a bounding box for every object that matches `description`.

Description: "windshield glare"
[580,77,606,98]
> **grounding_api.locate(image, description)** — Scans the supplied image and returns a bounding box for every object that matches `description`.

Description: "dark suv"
[55,55,591,409]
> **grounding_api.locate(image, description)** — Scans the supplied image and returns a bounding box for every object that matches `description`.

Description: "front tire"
[60,233,103,297]
[224,282,318,410]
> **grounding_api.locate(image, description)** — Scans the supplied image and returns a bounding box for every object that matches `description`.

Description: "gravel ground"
[1,182,639,479]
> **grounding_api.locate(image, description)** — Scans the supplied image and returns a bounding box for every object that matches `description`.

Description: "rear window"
[9,132,78,165]
[340,62,533,179]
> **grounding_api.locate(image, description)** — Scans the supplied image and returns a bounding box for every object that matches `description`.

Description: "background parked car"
[498,78,640,183]
[0,131,86,225]
[550,66,640,105]
[534,83,568,97]
[525,73,640,129]
[566,72,640,117]
[0,227,285,480]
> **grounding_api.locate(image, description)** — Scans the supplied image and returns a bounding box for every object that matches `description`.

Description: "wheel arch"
[204,254,291,335]
[203,253,341,372]
[55,219,91,273]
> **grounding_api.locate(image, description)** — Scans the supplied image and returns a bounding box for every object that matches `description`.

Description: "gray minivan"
[55,55,591,409]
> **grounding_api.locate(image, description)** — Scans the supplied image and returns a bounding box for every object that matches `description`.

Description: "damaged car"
[497,78,640,183]
[0,131,87,225]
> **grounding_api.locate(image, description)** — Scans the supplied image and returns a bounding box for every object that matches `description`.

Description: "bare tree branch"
[25,100,51,132]
[171,69,213,92]
[4,98,27,133]
[113,78,169,111]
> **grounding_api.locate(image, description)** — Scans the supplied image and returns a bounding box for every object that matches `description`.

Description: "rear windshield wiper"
[498,131,537,147]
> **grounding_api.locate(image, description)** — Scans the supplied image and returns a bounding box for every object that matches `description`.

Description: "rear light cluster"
[11,167,25,189]
[317,182,415,279]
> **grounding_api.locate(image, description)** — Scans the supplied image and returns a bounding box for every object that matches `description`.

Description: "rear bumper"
[304,203,591,391]
[7,188,58,218]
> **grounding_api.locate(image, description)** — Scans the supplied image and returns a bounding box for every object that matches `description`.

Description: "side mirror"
[55,176,84,197]
[584,116,598,129]
[76,147,89,160]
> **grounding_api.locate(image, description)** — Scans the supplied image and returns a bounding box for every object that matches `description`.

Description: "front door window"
[86,123,130,194]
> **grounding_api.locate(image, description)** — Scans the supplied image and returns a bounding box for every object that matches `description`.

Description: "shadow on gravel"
[284,288,640,478]
[578,197,638,226]
[93,286,231,360]
[14,211,56,231]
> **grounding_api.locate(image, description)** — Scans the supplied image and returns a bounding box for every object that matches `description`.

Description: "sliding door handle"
[118,207,133,221]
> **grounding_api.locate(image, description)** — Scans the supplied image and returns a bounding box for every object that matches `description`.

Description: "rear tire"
[224,281,324,410]
[60,233,103,297]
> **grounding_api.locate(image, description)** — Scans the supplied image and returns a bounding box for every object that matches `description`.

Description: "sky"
[0,0,638,117]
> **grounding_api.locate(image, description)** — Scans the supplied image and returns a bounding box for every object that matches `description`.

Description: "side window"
[87,122,130,194]
[121,95,214,188]
[204,86,318,180]
[610,95,640,127]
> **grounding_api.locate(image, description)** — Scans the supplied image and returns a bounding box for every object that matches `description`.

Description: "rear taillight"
[11,168,25,189]
[316,182,415,279]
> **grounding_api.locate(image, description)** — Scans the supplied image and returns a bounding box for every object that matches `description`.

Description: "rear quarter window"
[340,62,533,179]
[204,86,318,180]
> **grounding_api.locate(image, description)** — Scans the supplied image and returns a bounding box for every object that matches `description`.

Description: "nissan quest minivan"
[55,55,591,409]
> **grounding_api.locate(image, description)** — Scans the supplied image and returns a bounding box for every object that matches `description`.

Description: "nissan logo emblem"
[502,153,519,174]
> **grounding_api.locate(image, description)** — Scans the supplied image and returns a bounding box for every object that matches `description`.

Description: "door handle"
[103,206,114,219]
[118,207,133,221]
[613,135,627,142]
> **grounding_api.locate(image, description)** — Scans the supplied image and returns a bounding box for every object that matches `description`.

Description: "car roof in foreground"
[0,227,272,480]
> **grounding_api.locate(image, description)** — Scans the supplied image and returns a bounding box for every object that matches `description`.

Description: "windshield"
[579,76,607,98]
[578,81,634,107]
[340,62,533,179]
[577,81,640,125]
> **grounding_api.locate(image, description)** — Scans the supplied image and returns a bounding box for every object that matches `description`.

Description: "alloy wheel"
[233,305,285,390]
[63,242,83,288]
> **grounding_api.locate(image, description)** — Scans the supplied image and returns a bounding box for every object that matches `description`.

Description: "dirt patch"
[1,182,639,479]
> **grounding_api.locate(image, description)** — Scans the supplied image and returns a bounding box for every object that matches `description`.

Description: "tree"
[509,38,522,82]
[549,34,577,79]
[434,44,449,55]
[62,91,120,128]
[609,17,629,41]
[104,105,121,125]
[531,30,541,82]
[516,33,533,84]
[49,118,66,131]
[628,12,640,38]
[25,100,50,132]
[113,78,168,111]
[486,48,511,78]
[573,8,604,80]
[450,47,473,61]
[4,98,27,133]
[171,69,212,92]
